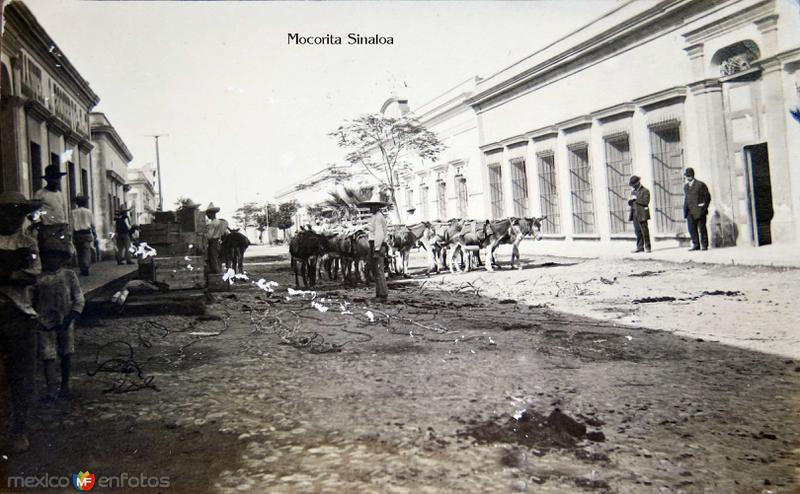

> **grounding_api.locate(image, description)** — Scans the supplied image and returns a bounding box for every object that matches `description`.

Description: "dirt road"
[1,253,798,493]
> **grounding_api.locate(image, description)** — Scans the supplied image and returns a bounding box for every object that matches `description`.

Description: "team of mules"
[289,216,546,288]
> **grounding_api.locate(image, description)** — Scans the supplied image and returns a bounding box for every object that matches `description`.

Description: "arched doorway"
[0,62,18,193]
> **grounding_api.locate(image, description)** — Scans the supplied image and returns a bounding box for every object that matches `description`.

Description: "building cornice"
[557,115,592,132]
[526,125,559,141]
[682,0,774,45]
[687,78,722,94]
[591,102,636,121]
[466,0,713,109]
[4,1,100,107]
[106,169,126,185]
[632,86,687,109]
[24,98,50,121]
[90,113,133,162]
[479,142,504,153]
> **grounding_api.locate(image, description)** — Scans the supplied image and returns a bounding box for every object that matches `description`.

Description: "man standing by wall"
[683,167,711,251]
[205,202,228,274]
[628,175,651,253]
[71,196,95,276]
[33,165,71,251]
[114,207,135,265]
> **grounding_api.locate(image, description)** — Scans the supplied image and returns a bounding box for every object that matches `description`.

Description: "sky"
[20,0,620,214]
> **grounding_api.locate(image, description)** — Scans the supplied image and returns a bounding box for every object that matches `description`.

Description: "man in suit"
[627,175,651,253]
[683,167,712,251]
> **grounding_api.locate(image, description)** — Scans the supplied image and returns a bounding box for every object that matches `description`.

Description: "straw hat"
[205,202,221,213]
[356,189,390,210]
[42,165,67,180]
[0,191,43,214]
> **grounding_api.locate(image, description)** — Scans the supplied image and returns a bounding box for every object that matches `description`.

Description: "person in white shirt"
[205,202,229,274]
[71,196,95,276]
[33,165,71,252]
[362,197,389,301]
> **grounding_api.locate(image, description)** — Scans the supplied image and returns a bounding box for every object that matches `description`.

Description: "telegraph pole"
[147,134,168,210]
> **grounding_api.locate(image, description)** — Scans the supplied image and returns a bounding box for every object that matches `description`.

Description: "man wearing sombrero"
[0,191,43,452]
[33,165,71,251]
[114,206,135,265]
[359,190,390,301]
[205,202,229,274]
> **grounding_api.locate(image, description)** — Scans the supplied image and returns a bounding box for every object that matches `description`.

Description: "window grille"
[604,135,633,233]
[419,185,429,220]
[405,187,414,212]
[456,176,468,218]
[487,164,504,219]
[436,180,447,220]
[649,124,684,233]
[536,152,560,233]
[568,144,596,234]
[510,158,529,217]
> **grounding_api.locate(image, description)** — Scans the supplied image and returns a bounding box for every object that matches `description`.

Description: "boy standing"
[36,238,84,403]
[0,191,42,452]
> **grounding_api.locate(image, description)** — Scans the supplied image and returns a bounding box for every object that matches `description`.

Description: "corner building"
[468,0,800,247]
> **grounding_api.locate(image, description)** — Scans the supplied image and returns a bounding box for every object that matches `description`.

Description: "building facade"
[1,1,98,209]
[90,111,133,251]
[127,163,158,226]
[468,0,800,247]
[395,78,485,224]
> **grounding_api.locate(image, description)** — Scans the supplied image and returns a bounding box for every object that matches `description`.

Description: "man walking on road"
[628,175,651,253]
[683,167,711,251]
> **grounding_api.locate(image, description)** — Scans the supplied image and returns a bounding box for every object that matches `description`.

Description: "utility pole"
[147,134,168,210]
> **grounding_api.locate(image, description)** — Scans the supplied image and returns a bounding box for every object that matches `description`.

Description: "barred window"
[536,152,560,234]
[405,187,414,212]
[456,176,468,218]
[419,185,429,220]
[487,164,504,219]
[568,144,596,234]
[604,135,633,233]
[510,158,529,217]
[436,180,447,220]
[649,123,684,233]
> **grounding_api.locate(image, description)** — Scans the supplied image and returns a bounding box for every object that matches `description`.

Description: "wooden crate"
[151,256,206,290]
[152,211,177,224]
[178,207,205,233]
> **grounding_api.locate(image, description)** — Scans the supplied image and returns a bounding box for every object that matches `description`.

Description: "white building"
[468,0,800,247]
[127,162,158,226]
[280,0,800,249]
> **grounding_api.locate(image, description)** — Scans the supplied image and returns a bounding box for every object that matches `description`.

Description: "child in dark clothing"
[36,238,84,403]
[0,191,42,452]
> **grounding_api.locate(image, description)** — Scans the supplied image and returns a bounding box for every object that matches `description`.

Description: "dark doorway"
[1,64,17,193]
[29,142,42,194]
[67,161,77,205]
[744,143,773,246]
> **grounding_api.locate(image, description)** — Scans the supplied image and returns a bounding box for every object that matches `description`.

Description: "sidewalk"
[519,238,800,268]
[72,260,138,299]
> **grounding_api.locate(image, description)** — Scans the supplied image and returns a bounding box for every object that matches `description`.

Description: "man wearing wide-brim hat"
[114,206,135,265]
[0,191,43,452]
[358,190,390,301]
[204,202,229,274]
[33,165,72,252]
[627,175,651,253]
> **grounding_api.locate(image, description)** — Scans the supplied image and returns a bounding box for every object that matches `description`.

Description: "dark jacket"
[628,184,651,222]
[683,179,711,220]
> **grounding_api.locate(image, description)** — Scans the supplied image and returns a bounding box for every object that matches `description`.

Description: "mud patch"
[458,408,604,453]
